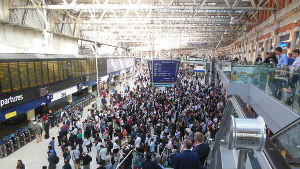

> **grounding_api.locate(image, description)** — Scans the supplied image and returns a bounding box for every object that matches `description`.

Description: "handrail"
[115,149,144,169]
[207,95,290,169]
[115,149,134,169]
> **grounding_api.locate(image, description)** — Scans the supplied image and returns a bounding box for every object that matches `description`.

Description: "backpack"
[54,155,59,164]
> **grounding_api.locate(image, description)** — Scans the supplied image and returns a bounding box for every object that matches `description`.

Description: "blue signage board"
[150,60,180,84]
[136,57,141,62]
[153,83,174,87]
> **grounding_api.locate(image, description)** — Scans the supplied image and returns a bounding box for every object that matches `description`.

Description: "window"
[53,61,59,82]
[279,34,290,42]
[0,63,11,93]
[48,61,54,83]
[35,62,43,85]
[82,60,87,75]
[42,61,49,84]
[19,62,29,89]
[27,62,37,87]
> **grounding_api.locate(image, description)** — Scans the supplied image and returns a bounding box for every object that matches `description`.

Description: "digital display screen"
[151,60,180,84]
[279,42,287,48]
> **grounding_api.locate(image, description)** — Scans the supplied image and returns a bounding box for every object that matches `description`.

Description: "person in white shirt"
[135,133,141,148]
[84,137,92,153]
[71,146,80,169]
[99,145,107,163]
[292,49,300,67]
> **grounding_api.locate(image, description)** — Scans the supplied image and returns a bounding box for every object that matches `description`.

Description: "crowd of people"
[18,62,225,169]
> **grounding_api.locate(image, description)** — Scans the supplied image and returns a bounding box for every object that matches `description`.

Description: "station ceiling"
[10,0,275,50]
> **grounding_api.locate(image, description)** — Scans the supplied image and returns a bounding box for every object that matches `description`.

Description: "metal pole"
[237,149,248,169]
[93,0,101,109]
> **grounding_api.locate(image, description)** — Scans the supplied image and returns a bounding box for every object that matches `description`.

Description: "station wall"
[0,24,79,54]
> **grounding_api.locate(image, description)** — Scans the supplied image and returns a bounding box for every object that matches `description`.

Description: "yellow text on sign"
[5,111,17,119]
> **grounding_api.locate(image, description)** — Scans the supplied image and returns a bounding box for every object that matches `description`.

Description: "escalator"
[207,95,291,169]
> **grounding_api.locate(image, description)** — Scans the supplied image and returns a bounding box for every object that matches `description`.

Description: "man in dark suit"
[174,139,203,169]
[192,132,210,166]
[141,153,159,169]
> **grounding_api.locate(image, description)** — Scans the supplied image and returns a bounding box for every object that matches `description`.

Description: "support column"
[26,109,35,121]
[67,94,72,104]
[88,86,92,93]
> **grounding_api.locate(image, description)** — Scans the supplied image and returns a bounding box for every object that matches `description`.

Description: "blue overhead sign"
[150,60,180,84]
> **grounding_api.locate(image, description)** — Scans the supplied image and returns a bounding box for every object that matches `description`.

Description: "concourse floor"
[0,75,136,169]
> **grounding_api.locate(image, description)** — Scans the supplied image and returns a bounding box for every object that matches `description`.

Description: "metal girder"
[10,4,275,11]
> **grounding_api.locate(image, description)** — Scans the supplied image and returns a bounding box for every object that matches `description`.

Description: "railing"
[207,95,291,169]
[217,60,300,114]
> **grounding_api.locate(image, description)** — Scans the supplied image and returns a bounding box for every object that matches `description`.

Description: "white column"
[67,94,72,104]
[26,109,35,121]
[88,86,92,93]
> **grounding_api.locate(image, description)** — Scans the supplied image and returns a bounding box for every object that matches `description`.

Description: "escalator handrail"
[229,95,291,169]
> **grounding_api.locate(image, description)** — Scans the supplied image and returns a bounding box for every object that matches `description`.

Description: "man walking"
[173,139,203,169]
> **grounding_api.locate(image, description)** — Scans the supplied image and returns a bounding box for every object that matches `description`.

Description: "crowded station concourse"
[1,0,300,169]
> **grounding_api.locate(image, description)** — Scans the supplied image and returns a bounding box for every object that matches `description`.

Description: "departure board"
[53,61,59,82]
[35,62,43,85]
[58,61,63,80]
[151,60,180,84]
[9,62,21,91]
[48,61,54,83]
[27,62,37,87]
[19,62,29,88]
[42,61,49,84]
[0,63,11,93]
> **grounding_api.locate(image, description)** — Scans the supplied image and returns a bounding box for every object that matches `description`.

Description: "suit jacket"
[173,150,203,169]
[192,143,210,165]
[141,160,158,169]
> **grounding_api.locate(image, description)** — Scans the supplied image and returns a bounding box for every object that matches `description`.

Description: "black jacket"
[192,143,210,165]
[141,160,158,169]
[80,154,92,166]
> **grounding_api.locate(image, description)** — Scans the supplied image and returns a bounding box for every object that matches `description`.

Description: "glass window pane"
[53,61,59,82]
[35,62,43,86]
[27,62,37,87]
[76,60,81,77]
[0,63,11,93]
[19,62,29,89]
[87,59,90,74]
[42,61,49,84]
[48,61,54,83]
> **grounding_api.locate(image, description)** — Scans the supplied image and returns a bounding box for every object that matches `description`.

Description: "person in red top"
[42,114,48,121]
[119,101,123,109]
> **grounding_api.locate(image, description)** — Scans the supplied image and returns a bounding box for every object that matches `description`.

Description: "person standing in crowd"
[255,54,262,63]
[16,160,25,169]
[141,153,159,169]
[79,152,92,169]
[288,53,295,65]
[192,132,210,166]
[174,139,203,169]
[44,120,50,139]
[33,121,42,143]
[71,145,81,169]
[263,52,271,63]
[47,152,57,169]
[292,49,300,67]
[275,47,288,68]
[62,159,72,169]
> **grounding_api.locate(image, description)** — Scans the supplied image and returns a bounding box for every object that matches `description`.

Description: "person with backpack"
[48,151,59,169]
[80,152,92,169]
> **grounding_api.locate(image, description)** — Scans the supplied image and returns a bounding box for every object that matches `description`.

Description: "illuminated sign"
[5,111,17,119]
[0,95,23,108]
